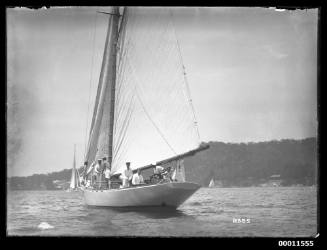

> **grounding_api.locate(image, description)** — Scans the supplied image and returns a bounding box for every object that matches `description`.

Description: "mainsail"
[85,7,119,167]
[84,7,201,175]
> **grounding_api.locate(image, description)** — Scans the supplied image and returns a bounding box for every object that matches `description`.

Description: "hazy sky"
[7,7,318,176]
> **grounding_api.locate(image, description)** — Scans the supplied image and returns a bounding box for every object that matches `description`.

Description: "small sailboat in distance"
[68,144,81,191]
[208,178,215,188]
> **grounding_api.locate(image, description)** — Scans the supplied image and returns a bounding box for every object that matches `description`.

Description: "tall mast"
[84,7,121,168]
[107,7,119,166]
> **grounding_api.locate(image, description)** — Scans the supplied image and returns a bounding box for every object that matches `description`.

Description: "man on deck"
[132,169,144,185]
[102,157,109,169]
[123,162,133,188]
[154,165,164,174]
[153,165,164,179]
[81,161,88,185]
[94,159,103,188]
[104,164,112,189]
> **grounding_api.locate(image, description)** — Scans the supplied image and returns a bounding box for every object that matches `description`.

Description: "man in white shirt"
[122,162,133,188]
[104,164,112,189]
[153,165,164,175]
[94,159,102,174]
[132,169,144,185]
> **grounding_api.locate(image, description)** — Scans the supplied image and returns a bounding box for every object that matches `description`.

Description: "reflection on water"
[101,206,189,219]
[7,187,317,237]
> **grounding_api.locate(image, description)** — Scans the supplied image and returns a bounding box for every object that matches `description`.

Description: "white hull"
[84,182,200,208]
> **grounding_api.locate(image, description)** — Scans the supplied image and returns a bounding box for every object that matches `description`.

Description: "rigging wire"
[126,56,177,155]
[83,10,98,161]
[111,8,199,170]
[169,9,201,144]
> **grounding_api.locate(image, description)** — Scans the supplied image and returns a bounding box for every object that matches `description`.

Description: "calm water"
[7,187,317,237]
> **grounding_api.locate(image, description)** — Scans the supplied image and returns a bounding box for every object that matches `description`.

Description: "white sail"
[69,169,75,189]
[70,144,80,189]
[113,8,200,173]
[208,178,215,188]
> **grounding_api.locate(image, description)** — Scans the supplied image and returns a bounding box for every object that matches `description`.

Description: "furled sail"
[85,7,200,175]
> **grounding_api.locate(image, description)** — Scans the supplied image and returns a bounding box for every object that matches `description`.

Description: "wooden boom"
[111,144,210,178]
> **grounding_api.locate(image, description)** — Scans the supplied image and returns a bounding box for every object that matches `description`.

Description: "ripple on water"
[188,201,202,206]
[10,226,41,235]
[7,188,317,237]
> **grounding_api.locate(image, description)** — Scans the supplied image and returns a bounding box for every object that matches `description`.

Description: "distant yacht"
[208,178,215,188]
[68,144,81,191]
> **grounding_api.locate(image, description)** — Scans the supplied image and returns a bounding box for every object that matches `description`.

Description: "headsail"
[112,7,200,173]
[84,7,201,175]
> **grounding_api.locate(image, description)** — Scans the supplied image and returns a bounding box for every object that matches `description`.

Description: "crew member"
[102,157,109,169]
[104,164,112,189]
[153,165,164,179]
[101,157,110,188]
[81,161,88,184]
[132,169,144,185]
[123,162,133,188]
[94,159,103,188]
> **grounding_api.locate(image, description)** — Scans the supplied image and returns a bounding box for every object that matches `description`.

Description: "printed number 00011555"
[278,241,313,247]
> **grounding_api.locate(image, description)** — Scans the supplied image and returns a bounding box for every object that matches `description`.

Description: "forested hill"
[7,138,317,190]
[8,168,77,190]
[184,137,317,187]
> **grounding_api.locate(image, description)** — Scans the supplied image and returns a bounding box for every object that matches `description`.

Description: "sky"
[7,7,318,176]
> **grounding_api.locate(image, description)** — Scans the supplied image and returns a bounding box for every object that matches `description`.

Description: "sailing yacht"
[208,178,215,188]
[68,145,81,191]
[81,7,208,208]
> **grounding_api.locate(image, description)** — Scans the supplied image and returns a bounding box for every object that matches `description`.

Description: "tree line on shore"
[7,137,317,190]
[185,137,317,187]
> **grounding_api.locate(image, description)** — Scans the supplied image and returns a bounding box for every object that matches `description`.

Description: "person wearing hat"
[123,162,133,188]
